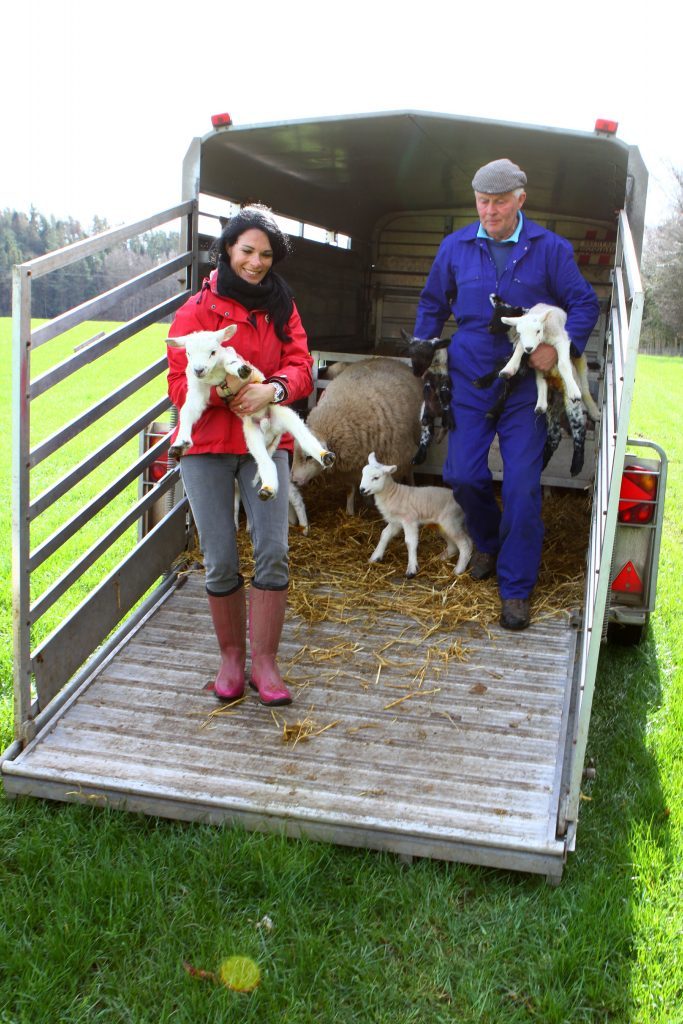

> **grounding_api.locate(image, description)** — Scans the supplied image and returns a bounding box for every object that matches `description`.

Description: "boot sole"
[248,681,292,706]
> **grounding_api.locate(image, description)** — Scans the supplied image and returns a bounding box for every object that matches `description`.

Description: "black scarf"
[216,259,294,342]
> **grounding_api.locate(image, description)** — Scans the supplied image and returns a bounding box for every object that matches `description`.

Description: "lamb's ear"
[386,465,398,475]
[368,451,379,466]
[166,337,185,349]
[500,316,521,327]
[220,324,238,342]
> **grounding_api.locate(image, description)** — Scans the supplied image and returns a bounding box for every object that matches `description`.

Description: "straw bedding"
[185,475,591,632]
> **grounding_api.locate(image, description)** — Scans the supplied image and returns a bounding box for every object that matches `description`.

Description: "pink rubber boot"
[248,587,292,706]
[207,587,246,701]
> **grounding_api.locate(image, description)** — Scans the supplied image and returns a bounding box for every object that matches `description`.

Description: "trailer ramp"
[3,573,576,882]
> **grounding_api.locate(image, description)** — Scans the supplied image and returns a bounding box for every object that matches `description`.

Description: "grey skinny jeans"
[180,451,290,595]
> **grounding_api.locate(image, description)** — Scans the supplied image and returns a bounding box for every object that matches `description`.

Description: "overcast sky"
[3,0,678,231]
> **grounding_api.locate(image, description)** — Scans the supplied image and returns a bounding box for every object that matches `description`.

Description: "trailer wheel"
[606,620,647,646]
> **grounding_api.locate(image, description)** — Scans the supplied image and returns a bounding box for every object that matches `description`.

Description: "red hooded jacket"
[166,270,314,455]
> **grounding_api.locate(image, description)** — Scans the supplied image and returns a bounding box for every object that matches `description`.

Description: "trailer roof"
[196,109,647,241]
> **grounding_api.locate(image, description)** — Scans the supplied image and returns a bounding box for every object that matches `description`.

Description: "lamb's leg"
[573,355,600,421]
[346,485,356,516]
[370,521,402,564]
[271,407,335,468]
[564,396,587,476]
[288,482,309,534]
[402,522,420,578]
[534,370,548,414]
[412,413,433,465]
[241,416,279,499]
[498,340,524,380]
[169,388,205,458]
[543,403,562,470]
[440,513,474,575]
[556,345,582,403]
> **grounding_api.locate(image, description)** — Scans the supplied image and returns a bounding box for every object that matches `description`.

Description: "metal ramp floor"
[3,575,577,881]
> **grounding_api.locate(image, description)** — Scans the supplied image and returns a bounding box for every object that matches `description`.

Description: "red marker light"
[617,465,658,524]
[595,119,618,135]
[211,112,233,128]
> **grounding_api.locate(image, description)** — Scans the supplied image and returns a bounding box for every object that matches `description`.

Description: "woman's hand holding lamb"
[229,382,277,416]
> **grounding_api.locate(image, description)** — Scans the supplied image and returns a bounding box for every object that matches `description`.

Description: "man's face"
[475,190,526,241]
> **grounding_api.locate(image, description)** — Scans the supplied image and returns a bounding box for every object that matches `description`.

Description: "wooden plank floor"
[3,575,577,879]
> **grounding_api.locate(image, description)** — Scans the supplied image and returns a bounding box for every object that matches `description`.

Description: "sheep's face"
[167,325,238,378]
[400,329,447,377]
[500,313,545,354]
[291,444,325,486]
[360,454,397,496]
[488,293,527,335]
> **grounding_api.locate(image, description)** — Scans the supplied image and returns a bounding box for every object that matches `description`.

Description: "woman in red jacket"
[167,204,314,707]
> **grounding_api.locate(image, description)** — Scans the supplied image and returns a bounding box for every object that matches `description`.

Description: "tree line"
[640,169,683,356]
[1,194,681,354]
[0,208,180,322]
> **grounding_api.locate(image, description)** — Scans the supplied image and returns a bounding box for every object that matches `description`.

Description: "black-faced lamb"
[291,357,423,514]
[498,303,600,476]
[472,294,529,419]
[359,452,473,578]
[166,327,335,500]
[400,329,454,465]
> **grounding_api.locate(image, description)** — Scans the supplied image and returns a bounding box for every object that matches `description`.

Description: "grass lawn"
[0,319,681,1023]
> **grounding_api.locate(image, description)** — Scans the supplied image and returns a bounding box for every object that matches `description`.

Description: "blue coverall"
[414,216,600,599]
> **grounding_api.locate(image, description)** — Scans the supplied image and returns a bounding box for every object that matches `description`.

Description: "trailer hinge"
[19,719,37,744]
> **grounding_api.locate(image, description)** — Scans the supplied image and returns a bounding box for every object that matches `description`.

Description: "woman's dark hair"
[209,203,292,266]
[209,203,295,342]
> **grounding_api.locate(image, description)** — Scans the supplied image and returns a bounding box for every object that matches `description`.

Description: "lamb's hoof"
[498,370,512,380]
[570,453,584,477]
[321,451,336,468]
[405,570,417,580]
[258,486,276,501]
[169,444,187,460]
[535,404,547,415]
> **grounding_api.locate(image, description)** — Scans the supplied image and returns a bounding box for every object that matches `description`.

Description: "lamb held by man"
[166,326,335,500]
[360,452,473,579]
[497,303,600,476]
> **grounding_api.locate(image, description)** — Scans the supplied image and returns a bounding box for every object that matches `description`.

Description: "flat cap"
[472,158,527,194]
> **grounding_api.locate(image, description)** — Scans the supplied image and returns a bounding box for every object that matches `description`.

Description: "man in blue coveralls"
[413,158,600,631]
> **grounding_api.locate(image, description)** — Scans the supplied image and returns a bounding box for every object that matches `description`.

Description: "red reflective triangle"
[611,561,644,594]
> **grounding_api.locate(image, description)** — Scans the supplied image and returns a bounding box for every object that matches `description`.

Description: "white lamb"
[499,303,599,419]
[359,452,473,579]
[167,327,335,500]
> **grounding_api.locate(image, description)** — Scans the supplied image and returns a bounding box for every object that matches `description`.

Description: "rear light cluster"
[617,465,658,525]
[149,453,169,483]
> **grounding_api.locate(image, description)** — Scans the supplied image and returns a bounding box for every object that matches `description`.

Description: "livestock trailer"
[3,109,665,882]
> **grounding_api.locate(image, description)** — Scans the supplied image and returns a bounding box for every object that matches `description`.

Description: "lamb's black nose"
[238,366,251,380]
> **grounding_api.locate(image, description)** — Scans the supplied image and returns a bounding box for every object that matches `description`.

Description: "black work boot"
[468,550,497,581]
[500,598,531,631]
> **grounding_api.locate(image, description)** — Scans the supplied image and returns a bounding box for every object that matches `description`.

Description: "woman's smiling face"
[227,228,274,284]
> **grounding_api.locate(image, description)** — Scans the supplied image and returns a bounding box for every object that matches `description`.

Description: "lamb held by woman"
[166,326,335,499]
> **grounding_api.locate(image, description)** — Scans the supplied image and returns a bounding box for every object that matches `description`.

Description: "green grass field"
[0,320,681,1023]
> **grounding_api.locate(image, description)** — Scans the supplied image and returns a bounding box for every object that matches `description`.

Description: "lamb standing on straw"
[359,452,473,578]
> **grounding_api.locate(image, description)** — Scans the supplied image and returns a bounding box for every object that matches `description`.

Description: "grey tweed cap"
[472,158,527,194]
